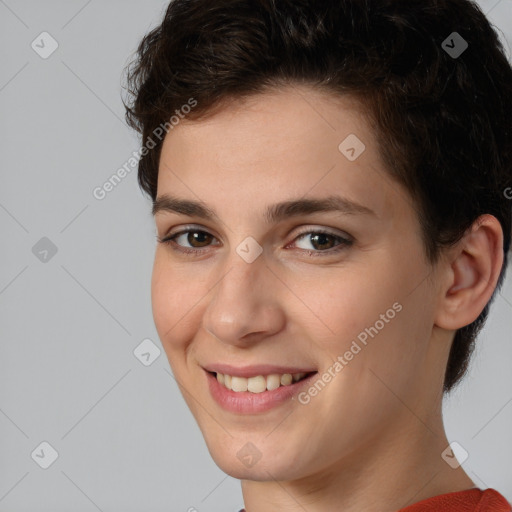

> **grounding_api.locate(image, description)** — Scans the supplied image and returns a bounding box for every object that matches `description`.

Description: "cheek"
[311,254,429,369]
[150,254,206,351]
[303,261,400,342]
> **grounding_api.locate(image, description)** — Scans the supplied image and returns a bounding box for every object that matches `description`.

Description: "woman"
[123,0,512,510]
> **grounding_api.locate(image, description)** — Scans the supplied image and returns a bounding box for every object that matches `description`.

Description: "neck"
[240,405,474,512]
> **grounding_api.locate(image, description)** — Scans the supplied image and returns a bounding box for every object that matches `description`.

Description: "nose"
[201,249,286,347]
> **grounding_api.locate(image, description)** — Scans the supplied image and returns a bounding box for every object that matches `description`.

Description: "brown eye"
[292,230,352,255]
[308,233,337,250]
[158,228,219,254]
[182,231,213,248]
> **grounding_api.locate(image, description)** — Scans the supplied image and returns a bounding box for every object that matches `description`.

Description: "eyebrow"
[152,193,376,222]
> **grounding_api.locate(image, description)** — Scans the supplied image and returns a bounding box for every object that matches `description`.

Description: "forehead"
[156,85,409,224]
[161,85,370,156]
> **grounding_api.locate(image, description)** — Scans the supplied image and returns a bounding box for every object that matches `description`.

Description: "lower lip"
[205,370,318,414]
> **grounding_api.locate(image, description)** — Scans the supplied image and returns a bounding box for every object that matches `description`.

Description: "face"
[151,85,445,481]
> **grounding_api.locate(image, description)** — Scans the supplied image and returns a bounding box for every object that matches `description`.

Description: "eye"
[157,228,219,254]
[157,226,353,256]
[289,229,353,256]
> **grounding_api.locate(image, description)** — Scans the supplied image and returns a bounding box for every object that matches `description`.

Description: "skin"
[151,84,504,512]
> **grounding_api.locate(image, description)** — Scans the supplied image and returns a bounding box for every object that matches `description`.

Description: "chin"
[206,439,307,481]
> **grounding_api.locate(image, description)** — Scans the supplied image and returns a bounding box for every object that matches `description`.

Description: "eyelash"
[156,226,353,257]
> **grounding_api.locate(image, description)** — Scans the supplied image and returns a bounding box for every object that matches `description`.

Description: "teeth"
[281,373,293,386]
[231,376,248,392]
[247,375,266,393]
[267,374,281,391]
[215,372,308,393]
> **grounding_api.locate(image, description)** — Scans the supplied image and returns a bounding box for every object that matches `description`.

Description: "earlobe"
[435,214,504,331]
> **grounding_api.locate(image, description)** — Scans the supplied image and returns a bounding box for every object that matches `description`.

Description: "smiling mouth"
[207,370,317,393]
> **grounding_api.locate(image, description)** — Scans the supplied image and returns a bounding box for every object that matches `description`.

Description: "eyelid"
[162,223,351,241]
[291,225,353,243]
[159,223,353,256]
[163,224,220,242]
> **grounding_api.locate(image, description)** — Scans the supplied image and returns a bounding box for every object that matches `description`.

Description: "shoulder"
[476,488,511,512]
[398,488,511,511]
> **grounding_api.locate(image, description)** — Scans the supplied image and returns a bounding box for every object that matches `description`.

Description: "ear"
[435,214,504,331]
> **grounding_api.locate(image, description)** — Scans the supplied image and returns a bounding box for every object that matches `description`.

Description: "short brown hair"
[123,0,512,392]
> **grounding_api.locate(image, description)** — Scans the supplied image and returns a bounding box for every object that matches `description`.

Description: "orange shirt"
[398,488,511,511]
[237,487,511,511]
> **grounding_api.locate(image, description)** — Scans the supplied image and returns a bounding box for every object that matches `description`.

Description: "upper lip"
[203,363,317,378]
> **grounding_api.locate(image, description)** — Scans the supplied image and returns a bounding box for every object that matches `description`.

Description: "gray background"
[0,1,511,510]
